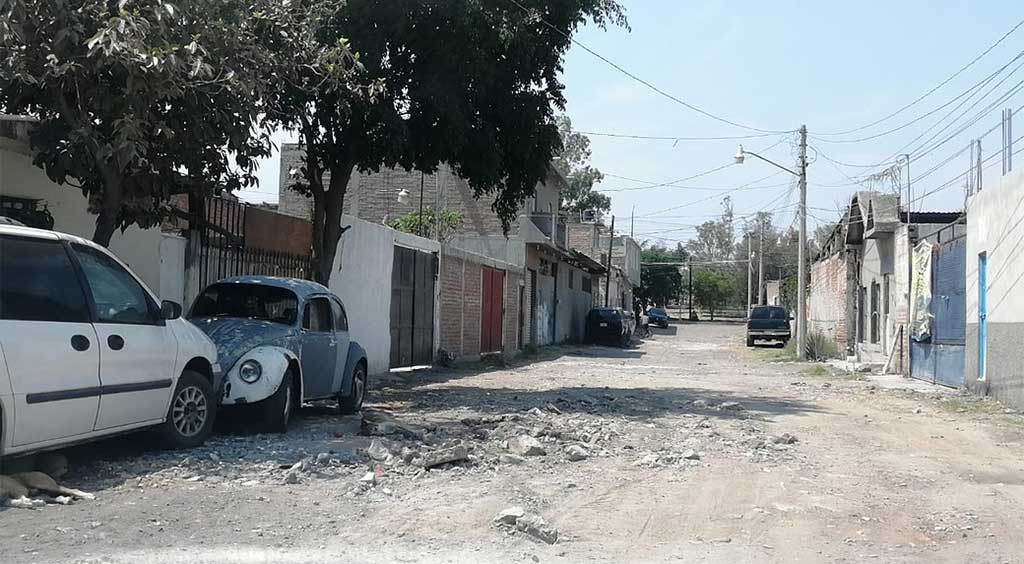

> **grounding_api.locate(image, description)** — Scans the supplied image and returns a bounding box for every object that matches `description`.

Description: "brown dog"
[1,472,94,508]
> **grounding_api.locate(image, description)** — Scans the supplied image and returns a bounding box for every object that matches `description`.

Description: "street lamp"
[734,126,809,360]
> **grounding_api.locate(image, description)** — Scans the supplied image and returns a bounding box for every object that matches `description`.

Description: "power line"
[574,130,780,142]
[815,17,1024,137]
[504,0,792,135]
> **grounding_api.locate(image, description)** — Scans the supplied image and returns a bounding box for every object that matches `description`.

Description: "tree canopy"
[0,0,288,244]
[554,115,610,219]
[691,269,734,321]
[278,0,628,282]
[638,243,686,308]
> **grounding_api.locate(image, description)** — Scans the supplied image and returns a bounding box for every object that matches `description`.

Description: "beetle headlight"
[238,359,262,383]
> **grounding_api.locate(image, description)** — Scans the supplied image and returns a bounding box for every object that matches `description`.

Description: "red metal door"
[480,267,505,353]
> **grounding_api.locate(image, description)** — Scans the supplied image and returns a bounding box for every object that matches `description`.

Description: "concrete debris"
[682,449,701,460]
[691,399,709,409]
[545,403,563,414]
[565,445,590,462]
[366,439,392,462]
[8,496,46,509]
[499,454,527,465]
[282,470,300,485]
[420,445,469,469]
[315,453,331,466]
[515,512,559,544]
[362,409,426,440]
[769,433,798,445]
[494,506,526,526]
[527,407,546,418]
[359,471,376,485]
[507,435,547,457]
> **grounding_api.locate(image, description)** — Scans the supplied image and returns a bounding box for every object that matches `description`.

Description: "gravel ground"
[3,322,1024,564]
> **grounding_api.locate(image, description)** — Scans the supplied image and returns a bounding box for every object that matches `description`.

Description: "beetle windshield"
[189,283,299,325]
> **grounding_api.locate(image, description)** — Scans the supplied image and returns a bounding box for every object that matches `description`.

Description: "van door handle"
[71,335,90,351]
[107,334,125,350]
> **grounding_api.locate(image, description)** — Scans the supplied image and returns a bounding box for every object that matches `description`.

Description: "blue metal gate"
[910,234,966,388]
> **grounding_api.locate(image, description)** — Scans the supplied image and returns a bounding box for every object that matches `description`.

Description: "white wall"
[329,215,440,375]
[0,147,172,299]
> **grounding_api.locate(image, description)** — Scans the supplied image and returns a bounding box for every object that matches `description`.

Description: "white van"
[0,225,221,457]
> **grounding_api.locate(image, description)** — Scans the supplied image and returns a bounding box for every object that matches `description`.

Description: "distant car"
[585,308,635,347]
[647,307,670,329]
[0,225,221,457]
[189,277,368,433]
[746,305,791,347]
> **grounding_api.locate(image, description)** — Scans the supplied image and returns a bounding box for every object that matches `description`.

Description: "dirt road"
[3,322,1024,564]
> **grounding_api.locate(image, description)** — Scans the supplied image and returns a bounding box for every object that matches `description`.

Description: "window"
[331,299,349,331]
[303,297,333,332]
[190,283,298,325]
[568,270,574,290]
[0,236,89,322]
[582,275,592,294]
[870,282,880,344]
[73,244,159,324]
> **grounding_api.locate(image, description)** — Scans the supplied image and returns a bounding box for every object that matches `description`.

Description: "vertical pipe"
[604,216,615,307]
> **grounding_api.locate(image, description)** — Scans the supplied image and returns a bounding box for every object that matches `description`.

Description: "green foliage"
[691,269,734,320]
[275,1,628,282]
[638,243,686,308]
[805,331,841,361]
[388,208,464,242]
[687,197,735,262]
[0,0,292,244]
[554,115,610,218]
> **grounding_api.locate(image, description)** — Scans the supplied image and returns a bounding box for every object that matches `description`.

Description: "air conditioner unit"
[581,209,598,224]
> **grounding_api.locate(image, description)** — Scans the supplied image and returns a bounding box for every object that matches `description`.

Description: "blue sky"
[243,1,1023,245]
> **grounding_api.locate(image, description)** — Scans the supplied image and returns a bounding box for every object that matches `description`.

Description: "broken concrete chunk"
[691,399,709,409]
[315,452,331,466]
[527,407,546,418]
[769,433,798,445]
[719,401,745,411]
[565,445,590,462]
[361,409,426,440]
[366,439,392,462]
[420,445,469,469]
[515,512,559,544]
[494,506,526,526]
[682,449,701,460]
[282,470,300,485]
[499,453,527,465]
[507,435,546,457]
[359,471,376,485]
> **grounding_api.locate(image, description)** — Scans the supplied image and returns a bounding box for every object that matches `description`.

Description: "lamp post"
[735,125,808,359]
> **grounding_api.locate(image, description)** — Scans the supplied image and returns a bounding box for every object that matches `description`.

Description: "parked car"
[0,225,221,457]
[647,307,670,329]
[585,308,635,347]
[746,305,791,347]
[188,276,368,432]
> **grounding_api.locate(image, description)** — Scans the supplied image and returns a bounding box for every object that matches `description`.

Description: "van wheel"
[746,336,755,347]
[160,370,216,449]
[338,362,367,415]
[263,370,294,433]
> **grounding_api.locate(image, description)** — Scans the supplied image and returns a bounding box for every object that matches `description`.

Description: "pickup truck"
[746,305,791,347]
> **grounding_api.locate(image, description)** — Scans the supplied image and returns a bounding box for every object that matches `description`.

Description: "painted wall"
[0,147,178,301]
[965,169,1024,408]
[329,215,440,375]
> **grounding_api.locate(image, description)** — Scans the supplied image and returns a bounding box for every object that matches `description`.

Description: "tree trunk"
[310,161,354,285]
[92,175,123,247]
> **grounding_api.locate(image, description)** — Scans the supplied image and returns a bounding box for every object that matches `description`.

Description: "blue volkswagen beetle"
[188,276,368,432]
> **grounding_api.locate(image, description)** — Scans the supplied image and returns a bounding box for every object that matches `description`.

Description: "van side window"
[0,236,89,322]
[73,243,160,324]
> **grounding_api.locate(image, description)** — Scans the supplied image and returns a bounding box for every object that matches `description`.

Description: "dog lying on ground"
[1,452,94,508]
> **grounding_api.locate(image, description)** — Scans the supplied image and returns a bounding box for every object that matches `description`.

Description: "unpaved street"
[3,322,1024,564]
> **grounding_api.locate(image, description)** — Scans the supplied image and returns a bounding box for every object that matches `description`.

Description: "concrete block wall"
[439,254,468,357]
[504,271,523,351]
[808,251,849,350]
[965,169,1024,408]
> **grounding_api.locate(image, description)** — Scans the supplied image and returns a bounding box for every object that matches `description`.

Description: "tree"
[276,1,627,283]
[388,208,464,243]
[686,197,735,262]
[691,269,734,321]
[0,0,282,245]
[554,115,610,218]
[638,243,685,308]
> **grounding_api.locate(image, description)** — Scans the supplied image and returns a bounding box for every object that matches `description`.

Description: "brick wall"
[462,260,482,355]
[504,271,523,351]
[809,251,849,351]
[439,254,467,356]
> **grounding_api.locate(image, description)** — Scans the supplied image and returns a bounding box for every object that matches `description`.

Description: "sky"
[240,0,1024,246]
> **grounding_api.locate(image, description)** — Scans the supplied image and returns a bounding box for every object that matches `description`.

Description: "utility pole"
[746,231,753,314]
[796,125,808,360]
[903,153,912,375]
[687,258,694,321]
[604,216,615,307]
[630,205,635,238]
[757,222,765,306]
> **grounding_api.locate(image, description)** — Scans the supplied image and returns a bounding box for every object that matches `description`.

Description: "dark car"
[647,307,670,329]
[585,308,635,347]
[746,305,791,347]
